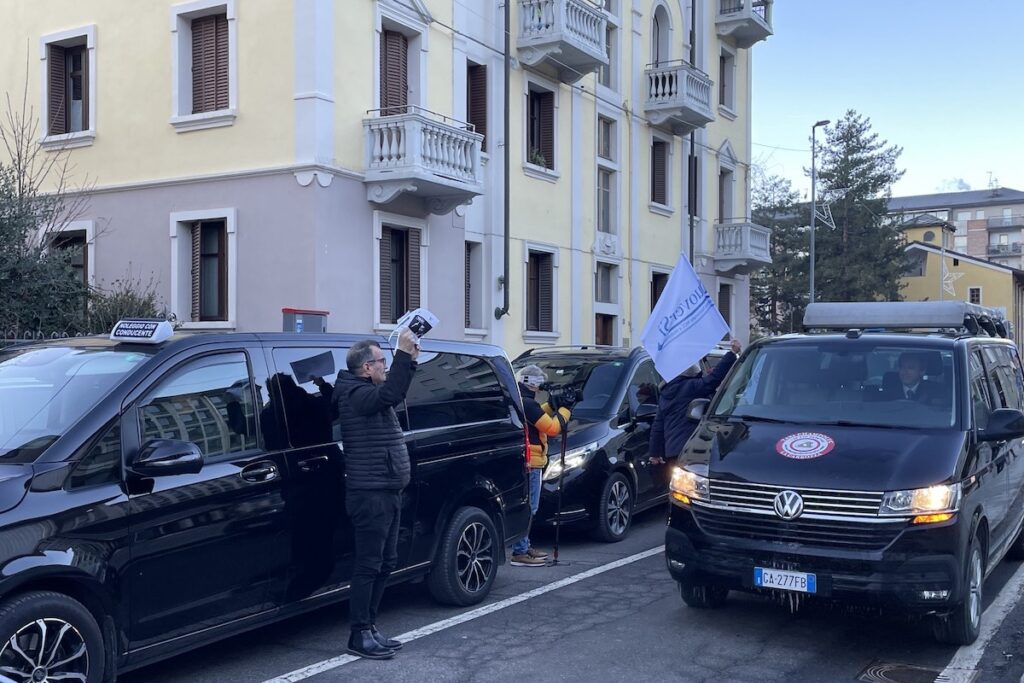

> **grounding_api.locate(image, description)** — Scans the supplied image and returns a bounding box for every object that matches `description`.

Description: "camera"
[542,383,580,410]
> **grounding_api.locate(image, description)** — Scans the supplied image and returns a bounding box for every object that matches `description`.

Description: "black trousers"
[346,489,402,631]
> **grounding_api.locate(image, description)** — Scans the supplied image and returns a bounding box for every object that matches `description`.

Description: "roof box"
[803,301,1009,338]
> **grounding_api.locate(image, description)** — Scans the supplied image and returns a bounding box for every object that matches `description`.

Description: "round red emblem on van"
[776,432,835,460]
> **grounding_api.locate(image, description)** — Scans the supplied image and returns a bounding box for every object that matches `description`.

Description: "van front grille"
[708,479,884,517]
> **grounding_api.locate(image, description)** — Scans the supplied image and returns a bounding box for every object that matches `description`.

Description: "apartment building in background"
[0,0,773,356]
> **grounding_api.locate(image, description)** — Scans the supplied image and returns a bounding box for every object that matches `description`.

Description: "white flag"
[641,253,729,381]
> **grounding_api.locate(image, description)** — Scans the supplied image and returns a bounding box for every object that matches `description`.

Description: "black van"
[0,323,530,681]
[665,301,1024,645]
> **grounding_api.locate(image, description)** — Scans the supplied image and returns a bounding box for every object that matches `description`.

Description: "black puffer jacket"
[333,350,416,491]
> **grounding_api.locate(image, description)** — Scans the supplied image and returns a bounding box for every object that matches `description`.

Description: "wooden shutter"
[467,64,487,151]
[380,30,408,113]
[47,44,67,136]
[192,14,228,114]
[718,284,732,340]
[79,46,89,130]
[539,91,554,170]
[688,153,699,211]
[651,140,667,204]
[538,253,553,332]
[380,227,393,323]
[190,223,202,321]
[465,243,472,328]
[527,254,540,331]
[407,228,421,310]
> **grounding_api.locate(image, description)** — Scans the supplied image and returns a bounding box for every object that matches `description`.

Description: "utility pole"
[809,119,829,303]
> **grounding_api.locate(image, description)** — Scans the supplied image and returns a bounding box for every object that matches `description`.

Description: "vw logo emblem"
[773,490,804,520]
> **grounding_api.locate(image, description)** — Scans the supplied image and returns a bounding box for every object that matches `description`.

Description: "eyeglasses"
[366,357,387,367]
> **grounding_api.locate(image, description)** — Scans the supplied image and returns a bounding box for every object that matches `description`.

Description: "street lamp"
[809,119,830,304]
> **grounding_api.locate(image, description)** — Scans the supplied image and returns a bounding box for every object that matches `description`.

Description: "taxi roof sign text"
[110,319,174,344]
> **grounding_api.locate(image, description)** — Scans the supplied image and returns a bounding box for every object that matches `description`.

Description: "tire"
[679,579,729,608]
[0,590,106,683]
[933,535,984,645]
[1006,525,1024,561]
[590,472,634,543]
[427,506,499,606]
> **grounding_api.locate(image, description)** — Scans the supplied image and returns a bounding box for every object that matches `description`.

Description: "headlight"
[880,483,961,518]
[543,442,598,481]
[670,467,709,504]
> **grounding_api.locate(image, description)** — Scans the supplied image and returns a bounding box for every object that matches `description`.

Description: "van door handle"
[241,462,279,483]
[298,455,329,473]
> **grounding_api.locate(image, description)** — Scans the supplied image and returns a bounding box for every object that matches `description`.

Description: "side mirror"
[687,398,710,423]
[634,403,658,423]
[980,408,1024,442]
[130,439,204,478]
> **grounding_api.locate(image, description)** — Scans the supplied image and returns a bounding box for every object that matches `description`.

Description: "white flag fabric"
[641,252,729,381]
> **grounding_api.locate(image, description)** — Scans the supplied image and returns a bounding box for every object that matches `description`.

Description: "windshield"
[0,345,150,461]
[710,341,957,429]
[513,357,627,418]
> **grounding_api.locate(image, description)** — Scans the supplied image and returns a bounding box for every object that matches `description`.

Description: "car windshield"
[0,345,150,461]
[710,341,957,429]
[513,356,627,418]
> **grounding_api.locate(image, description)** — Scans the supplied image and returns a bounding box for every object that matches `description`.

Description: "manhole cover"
[857,662,976,683]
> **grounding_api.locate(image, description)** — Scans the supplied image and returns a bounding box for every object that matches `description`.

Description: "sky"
[751,0,1024,201]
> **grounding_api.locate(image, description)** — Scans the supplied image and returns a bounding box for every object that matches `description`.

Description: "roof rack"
[802,301,1010,339]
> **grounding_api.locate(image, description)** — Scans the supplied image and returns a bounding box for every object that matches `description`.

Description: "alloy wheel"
[456,521,494,593]
[606,480,631,536]
[968,548,982,630]
[0,618,89,683]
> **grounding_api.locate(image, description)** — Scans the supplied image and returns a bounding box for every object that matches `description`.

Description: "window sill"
[522,163,560,183]
[180,321,236,330]
[170,109,237,133]
[718,105,737,121]
[464,327,488,340]
[523,330,560,344]
[649,202,674,217]
[39,131,96,150]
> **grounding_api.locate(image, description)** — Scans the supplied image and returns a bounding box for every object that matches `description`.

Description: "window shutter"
[467,64,487,151]
[527,255,540,331]
[465,243,472,328]
[651,140,667,205]
[407,228,421,310]
[688,153,699,211]
[380,227,393,323]
[190,223,202,322]
[80,46,89,130]
[539,92,554,170]
[47,44,67,136]
[215,13,229,110]
[717,285,732,340]
[539,253,553,332]
[380,30,408,113]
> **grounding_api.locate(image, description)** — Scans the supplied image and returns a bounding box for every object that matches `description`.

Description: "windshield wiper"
[719,414,792,424]
[814,420,904,430]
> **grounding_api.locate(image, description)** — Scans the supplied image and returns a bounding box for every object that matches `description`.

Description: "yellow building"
[0,0,773,351]
[902,220,1024,345]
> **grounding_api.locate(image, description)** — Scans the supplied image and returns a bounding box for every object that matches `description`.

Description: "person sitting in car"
[649,339,741,466]
[883,352,941,403]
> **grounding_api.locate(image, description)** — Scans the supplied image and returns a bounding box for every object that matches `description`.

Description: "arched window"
[651,5,671,66]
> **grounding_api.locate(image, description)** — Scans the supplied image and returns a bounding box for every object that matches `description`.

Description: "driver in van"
[884,352,941,403]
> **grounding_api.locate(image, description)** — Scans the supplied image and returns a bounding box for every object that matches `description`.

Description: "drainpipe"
[687,0,697,261]
[495,0,512,320]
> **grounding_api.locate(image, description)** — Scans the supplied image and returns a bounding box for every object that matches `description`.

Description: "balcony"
[363,107,483,216]
[988,243,1022,256]
[714,221,772,275]
[987,215,1024,229]
[716,0,773,49]
[644,61,714,134]
[517,0,607,83]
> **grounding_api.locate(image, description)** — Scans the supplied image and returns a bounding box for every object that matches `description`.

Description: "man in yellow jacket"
[511,365,571,567]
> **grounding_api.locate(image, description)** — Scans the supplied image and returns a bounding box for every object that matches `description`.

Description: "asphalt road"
[122,507,1024,683]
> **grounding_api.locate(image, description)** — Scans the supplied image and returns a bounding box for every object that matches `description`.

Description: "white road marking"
[261,545,665,683]
[937,562,1024,683]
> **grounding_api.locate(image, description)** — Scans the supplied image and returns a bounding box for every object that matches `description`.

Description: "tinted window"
[712,341,956,429]
[970,349,992,429]
[405,353,509,430]
[139,353,257,459]
[271,348,346,448]
[513,356,627,418]
[622,360,661,414]
[983,345,1024,411]
[68,417,121,489]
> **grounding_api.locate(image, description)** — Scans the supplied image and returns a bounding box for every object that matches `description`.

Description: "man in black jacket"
[649,339,741,466]
[334,329,418,659]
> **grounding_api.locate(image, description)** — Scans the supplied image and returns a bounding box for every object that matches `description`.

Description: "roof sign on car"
[110,319,174,345]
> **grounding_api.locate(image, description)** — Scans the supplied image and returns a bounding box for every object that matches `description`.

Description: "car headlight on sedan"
[879,483,961,523]
[670,466,709,505]
[543,442,598,481]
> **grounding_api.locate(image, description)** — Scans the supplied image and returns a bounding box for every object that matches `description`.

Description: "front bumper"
[665,501,966,613]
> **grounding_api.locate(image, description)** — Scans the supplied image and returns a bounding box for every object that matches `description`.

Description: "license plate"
[754,567,816,593]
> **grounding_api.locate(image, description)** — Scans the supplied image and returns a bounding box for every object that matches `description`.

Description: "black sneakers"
[371,625,403,650]
[347,629,395,659]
